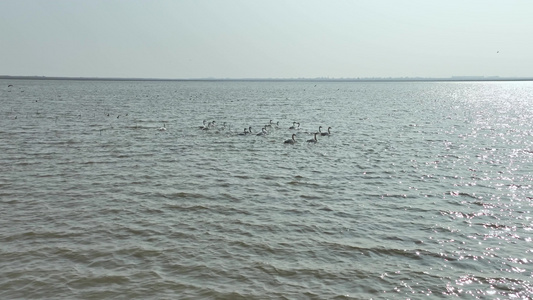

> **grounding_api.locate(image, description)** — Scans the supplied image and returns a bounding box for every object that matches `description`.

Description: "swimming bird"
[289,122,300,129]
[266,120,278,130]
[238,128,249,135]
[307,132,318,143]
[199,120,207,129]
[202,121,215,130]
[321,126,331,136]
[158,123,167,131]
[284,134,297,144]
[257,127,268,136]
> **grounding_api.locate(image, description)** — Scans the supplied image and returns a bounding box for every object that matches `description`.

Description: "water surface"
[1,79,532,299]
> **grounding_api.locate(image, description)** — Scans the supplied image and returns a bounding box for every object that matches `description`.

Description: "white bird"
[321,126,331,136]
[158,123,167,131]
[202,121,216,130]
[266,120,277,130]
[257,127,268,136]
[284,134,297,144]
[289,122,300,129]
[199,120,207,129]
[307,132,318,143]
[238,128,249,135]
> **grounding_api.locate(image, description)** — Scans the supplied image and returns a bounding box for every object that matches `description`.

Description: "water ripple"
[1,79,532,299]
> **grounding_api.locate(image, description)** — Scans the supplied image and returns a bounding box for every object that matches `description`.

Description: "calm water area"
[1,79,532,299]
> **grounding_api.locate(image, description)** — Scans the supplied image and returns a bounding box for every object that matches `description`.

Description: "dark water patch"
[161,191,208,199]
[299,194,323,200]
[2,230,85,243]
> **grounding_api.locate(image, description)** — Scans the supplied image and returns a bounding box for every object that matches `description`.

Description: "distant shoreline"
[1,75,533,82]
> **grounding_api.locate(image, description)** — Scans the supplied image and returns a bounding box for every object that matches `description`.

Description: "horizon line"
[2,75,533,82]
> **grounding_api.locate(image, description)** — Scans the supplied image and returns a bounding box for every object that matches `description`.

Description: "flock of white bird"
[191,119,331,144]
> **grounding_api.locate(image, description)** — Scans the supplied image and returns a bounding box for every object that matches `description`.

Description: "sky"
[1,0,532,79]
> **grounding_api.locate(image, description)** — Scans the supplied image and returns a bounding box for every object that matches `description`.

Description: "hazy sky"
[1,0,532,79]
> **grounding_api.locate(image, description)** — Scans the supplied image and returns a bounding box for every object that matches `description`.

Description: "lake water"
[1,79,532,299]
